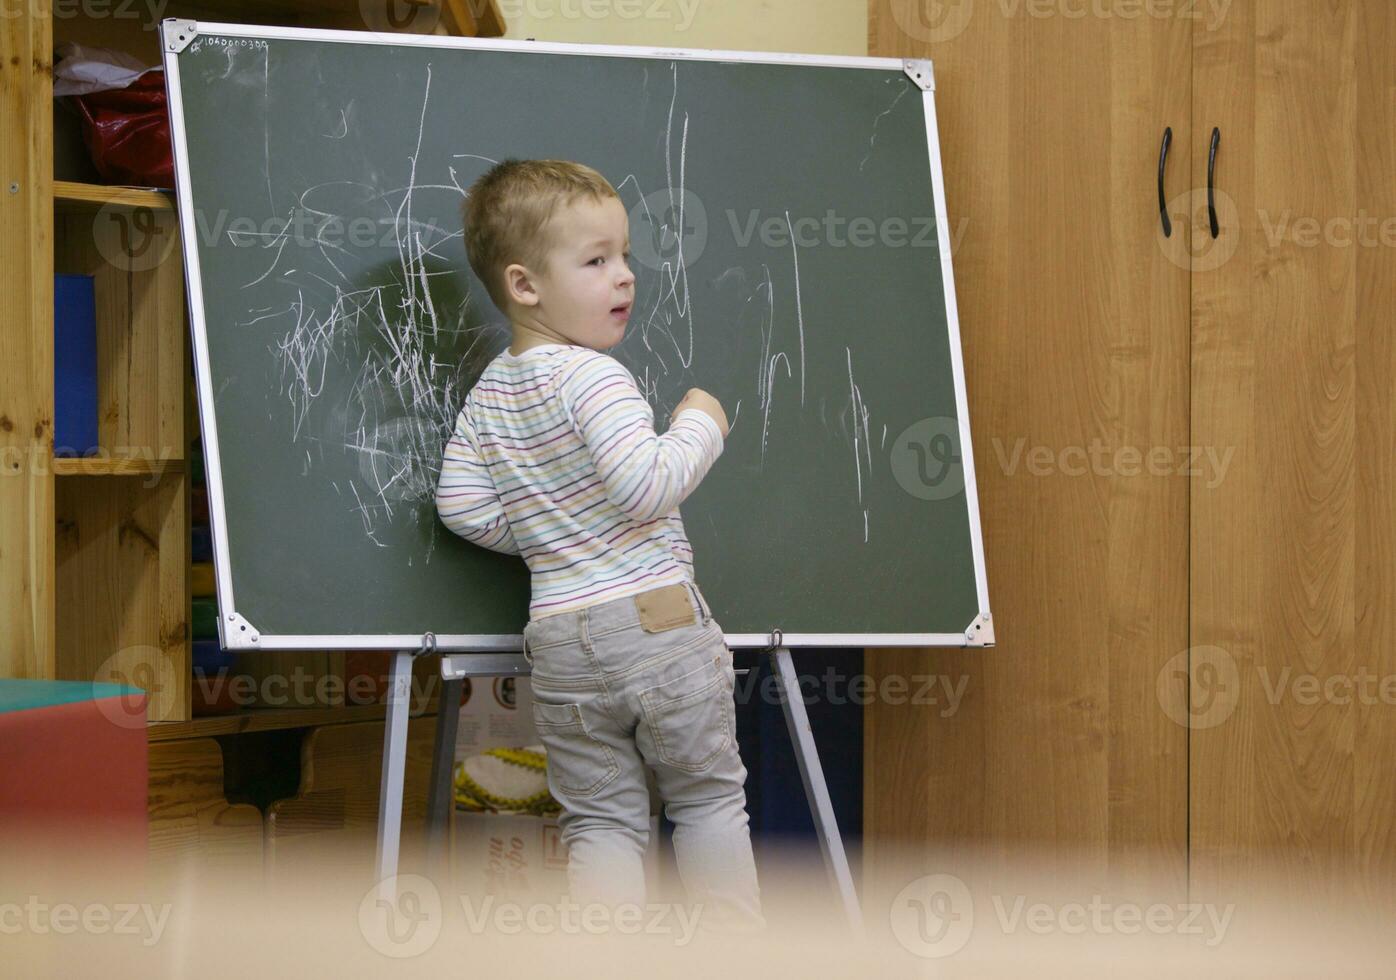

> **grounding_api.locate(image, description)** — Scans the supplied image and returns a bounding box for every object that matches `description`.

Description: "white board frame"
[160,18,992,652]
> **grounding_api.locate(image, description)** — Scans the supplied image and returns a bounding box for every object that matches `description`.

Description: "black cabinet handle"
[1207,127,1220,239]
[1158,126,1173,237]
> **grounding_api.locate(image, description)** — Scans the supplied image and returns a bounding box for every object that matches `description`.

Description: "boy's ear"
[503,262,540,308]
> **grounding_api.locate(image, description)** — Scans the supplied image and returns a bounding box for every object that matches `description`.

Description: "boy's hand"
[672,387,729,438]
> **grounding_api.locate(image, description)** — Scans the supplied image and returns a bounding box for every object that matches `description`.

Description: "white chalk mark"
[846,346,874,542]
[263,46,274,214]
[783,211,807,405]
[326,107,349,140]
[761,352,791,466]
[858,83,912,174]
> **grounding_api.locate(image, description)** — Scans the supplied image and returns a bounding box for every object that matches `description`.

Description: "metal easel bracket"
[965,611,995,647]
[221,611,260,649]
[440,653,532,680]
[163,19,199,53]
[903,58,935,91]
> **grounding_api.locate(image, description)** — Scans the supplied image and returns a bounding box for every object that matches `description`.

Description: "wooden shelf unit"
[6,2,503,725]
[52,177,191,720]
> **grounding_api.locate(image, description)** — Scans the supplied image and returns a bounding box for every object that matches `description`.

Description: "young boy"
[435,159,765,934]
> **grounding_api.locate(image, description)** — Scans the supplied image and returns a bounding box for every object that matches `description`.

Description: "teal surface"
[0,679,145,716]
[167,29,985,645]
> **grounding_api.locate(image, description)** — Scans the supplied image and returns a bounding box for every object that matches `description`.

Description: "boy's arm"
[554,351,724,523]
[435,403,522,555]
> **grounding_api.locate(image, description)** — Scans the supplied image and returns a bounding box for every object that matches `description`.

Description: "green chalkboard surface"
[161,21,991,651]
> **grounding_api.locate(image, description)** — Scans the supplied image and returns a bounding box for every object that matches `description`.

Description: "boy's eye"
[589,256,604,266]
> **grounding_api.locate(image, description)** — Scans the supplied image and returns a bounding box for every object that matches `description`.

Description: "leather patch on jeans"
[635,584,697,632]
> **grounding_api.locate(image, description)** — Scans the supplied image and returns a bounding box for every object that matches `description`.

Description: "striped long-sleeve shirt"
[435,342,725,619]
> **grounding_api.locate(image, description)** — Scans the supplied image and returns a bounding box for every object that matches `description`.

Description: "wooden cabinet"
[866,0,1395,911]
[864,1,1191,902]
[1189,0,1396,908]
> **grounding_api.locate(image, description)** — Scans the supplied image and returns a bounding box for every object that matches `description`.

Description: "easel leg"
[426,677,463,871]
[375,651,413,899]
[769,645,864,936]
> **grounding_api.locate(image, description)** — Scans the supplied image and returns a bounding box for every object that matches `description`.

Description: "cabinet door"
[1191,1,1396,910]
[866,1,1191,900]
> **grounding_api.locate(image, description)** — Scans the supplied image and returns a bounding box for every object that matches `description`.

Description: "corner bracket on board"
[964,611,994,647]
[902,59,935,92]
[222,611,261,649]
[163,19,199,54]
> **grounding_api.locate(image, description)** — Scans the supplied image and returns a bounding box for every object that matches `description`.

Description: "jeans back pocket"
[531,700,620,798]
[638,657,732,772]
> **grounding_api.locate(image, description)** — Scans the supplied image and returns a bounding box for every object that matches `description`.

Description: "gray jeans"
[522,580,766,934]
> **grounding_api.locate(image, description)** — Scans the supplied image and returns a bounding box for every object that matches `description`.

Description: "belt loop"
[521,624,533,666]
[689,581,711,624]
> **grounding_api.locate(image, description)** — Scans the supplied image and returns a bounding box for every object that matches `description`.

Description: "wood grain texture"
[1190,0,1396,912]
[265,715,439,881]
[147,737,263,869]
[864,0,1190,905]
[55,472,190,721]
[0,0,55,680]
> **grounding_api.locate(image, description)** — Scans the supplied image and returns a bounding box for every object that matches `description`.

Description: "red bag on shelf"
[67,69,174,189]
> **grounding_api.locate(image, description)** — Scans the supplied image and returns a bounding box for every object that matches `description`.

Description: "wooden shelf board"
[54,180,175,214]
[53,456,185,476]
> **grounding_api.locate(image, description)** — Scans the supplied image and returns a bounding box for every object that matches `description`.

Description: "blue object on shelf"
[191,639,234,672]
[191,524,213,563]
[53,274,99,457]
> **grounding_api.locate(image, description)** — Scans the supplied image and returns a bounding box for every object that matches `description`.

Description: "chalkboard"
[160,20,992,652]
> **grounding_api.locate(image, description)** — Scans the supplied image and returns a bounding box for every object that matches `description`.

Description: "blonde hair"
[462,159,620,314]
